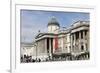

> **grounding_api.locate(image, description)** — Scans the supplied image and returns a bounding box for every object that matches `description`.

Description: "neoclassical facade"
[21,17,90,61]
[70,21,89,60]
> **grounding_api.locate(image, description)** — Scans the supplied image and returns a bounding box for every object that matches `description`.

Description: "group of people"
[21,56,70,63]
[21,55,52,63]
[21,55,42,63]
[21,53,89,63]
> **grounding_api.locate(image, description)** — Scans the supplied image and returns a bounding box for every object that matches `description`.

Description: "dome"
[48,17,60,27]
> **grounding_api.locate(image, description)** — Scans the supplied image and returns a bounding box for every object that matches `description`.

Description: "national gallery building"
[21,17,90,62]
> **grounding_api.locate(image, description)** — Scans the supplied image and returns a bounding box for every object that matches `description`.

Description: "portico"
[70,22,90,60]
[35,33,57,60]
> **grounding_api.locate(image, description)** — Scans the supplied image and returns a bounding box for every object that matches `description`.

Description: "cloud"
[20,10,89,43]
[21,23,47,43]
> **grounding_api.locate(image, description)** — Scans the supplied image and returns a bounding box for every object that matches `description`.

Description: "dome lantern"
[47,16,60,33]
[48,16,60,27]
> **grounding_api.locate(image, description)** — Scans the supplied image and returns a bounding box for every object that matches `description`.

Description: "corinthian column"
[45,39,47,54]
[70,34,73,53]
[83,31,86,51]
[79,31,81,52]
[74,33,76,45]
[83,30,85,39]
[49,38,51,55]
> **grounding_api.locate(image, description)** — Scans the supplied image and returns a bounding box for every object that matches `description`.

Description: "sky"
[20,9,89,43]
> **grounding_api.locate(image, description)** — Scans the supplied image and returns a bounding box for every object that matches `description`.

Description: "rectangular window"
[85,30,87,36]
[81,31,83,39]
[76,32,79,40]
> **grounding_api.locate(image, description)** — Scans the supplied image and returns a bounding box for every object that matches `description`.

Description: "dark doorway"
[76,32,79,40]
[47,38,49,53]
[81,45,84,51]
[81,31,83,39]
[51,38,53,53]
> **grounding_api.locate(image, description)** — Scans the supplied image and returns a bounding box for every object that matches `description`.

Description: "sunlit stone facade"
[21,17,90,61]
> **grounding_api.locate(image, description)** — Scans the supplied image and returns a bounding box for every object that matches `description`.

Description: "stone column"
[45,39,47,55]
[53,38,55,53]
[74,33,76,53]
[36,42,38,59]
[70,33,73,55]
[79,31,81,40]
[49,38,51,56]
[74,33,76,45]
[62,37,64,52]
[83,30,85,39]
[83,30,86,51]
[87,30,89,51]
[79,31,81,52]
